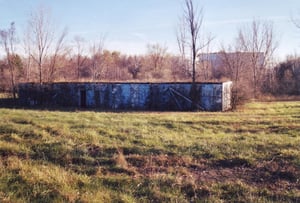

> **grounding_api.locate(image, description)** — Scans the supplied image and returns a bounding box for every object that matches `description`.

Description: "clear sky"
[0,0,300,60]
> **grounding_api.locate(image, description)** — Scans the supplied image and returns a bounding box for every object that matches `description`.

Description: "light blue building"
[18,82,232,111]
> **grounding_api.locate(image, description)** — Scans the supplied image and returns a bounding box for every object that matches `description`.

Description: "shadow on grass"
[0,98,79,112]
[1,171,67,202]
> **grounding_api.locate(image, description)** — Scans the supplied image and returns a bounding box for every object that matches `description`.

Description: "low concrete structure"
[18,82,232,111]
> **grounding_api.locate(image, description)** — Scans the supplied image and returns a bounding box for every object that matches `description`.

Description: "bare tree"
[292,11,300,29]
[176,18,190,79]
[237,20,277,98]
[177,17,187,60]
[89,36,105,81]
[176,0,214,108]
[198,35,214,81]
[146,43,167,71]
[273,56,300,95]
[27,7,53,83]
[177,0,213,84]
[74,36,87,80]
[23,26,32,82]
[47,28,68,82]
[0,22,20,98]
[127,55,142,79]
[180,0,201,83]
[109,51,122,80]
[219,44,250,107]
[26,6,68,83]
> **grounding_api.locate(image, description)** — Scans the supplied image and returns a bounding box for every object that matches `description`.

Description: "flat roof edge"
[19,81,232,85]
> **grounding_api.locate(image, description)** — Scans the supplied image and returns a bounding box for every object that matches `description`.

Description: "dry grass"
[0,101,299,202]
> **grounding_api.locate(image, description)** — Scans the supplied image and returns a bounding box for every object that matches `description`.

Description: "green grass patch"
[0,101,299,202]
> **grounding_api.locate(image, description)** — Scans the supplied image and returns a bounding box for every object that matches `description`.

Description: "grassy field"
[0,101,299,202]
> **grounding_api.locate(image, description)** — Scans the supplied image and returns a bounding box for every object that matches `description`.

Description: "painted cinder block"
[18,82,232,111]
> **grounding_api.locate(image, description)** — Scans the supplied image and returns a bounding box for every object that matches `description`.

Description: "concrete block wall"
[18,82,232,111]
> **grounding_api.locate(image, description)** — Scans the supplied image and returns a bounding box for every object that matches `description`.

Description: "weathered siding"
[18,82,232,111]
[200,84,222,111]
[222,81,232,111]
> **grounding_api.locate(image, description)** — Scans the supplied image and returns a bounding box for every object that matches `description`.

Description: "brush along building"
[18,81,232,111]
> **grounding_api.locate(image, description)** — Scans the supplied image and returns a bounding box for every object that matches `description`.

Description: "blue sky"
[0,0,300,59]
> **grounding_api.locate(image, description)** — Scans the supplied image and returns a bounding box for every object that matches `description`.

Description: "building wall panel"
[18,82,232,111]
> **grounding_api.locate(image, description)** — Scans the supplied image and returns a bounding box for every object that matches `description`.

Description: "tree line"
[0,0,300,103]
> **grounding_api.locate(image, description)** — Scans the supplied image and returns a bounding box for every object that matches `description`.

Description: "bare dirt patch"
[124,154,300,194]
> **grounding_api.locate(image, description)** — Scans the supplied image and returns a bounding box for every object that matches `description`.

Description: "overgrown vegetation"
[0,101,299,202]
